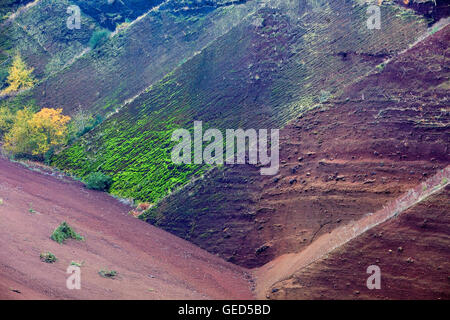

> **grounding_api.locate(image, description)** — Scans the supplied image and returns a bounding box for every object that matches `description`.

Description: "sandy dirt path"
[0,158,254,300]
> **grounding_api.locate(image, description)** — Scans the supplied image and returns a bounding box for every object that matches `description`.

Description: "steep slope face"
[146,24,449,268]
[0,0,172,88]
[0,0,102,91]
[3,0,258,114]
[396,0,450,23]
[52,0,430,203]
[0,0,34,23]
[70,0,165,31]
[261,172,450,300]
[0,0,166,93]
[0,158,253,300]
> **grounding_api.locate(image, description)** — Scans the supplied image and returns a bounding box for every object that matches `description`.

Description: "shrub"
[88,29,110,49]
[0,107,14,138]
[319,90,330,103]
[99,269,117,278]
[430,26,439,35]
[116,21,130,32]
[67,107,102,143]
[1,53,35,95]
[139,207,162,224]
[43,147,55,165]
[137,202,151,211]
[376,63,385,72]
[51,221,84,244]
[40,252,57,263]
[70,261,83,267]
[84,172,113,191]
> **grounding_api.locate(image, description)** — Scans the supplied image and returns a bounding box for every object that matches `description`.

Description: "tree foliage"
[0,107,14,137]
[1,53,35,95]
[67,107,102,143]
[88,29,110,49]
[3,107,70,158]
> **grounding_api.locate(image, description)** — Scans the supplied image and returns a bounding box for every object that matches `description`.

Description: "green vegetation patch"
[50,222,84,244]
[99,269,117,278]
[88,29,111,49]
[84,172,113,191]
[52,98,207,202]
[40,252,57,263]
[70,261,84,267]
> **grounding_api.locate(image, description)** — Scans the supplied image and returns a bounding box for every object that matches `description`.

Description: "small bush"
[43,147,55,165]
[137,202,151,211]
[51,221,84,244]
[84,172,113,191]
[319,90,330,103]
[116,21,130,32]
[430,26,439,35]
[70,261,84,267]
[67,108,103,143]
[40,252,57,263]
[99,269,117,278]
[139,207,161,224]
[376,63,385,72]
[88,29,110,49]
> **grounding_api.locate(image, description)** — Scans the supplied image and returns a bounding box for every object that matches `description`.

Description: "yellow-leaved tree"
[1,53,35,95]
[0,107,15,137]
[4,107,71,158]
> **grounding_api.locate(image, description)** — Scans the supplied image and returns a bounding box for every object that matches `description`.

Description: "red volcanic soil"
[259,175,450,300]
[250,24,450,266]
[0,158,254,300]
[255,166,450,299]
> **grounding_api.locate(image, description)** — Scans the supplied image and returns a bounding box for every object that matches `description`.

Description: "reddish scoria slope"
[149,23,450,268]
[256,167,450,299]
[0,158,253,300]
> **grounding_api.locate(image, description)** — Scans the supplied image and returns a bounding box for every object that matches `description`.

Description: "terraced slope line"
[254,166,450,299]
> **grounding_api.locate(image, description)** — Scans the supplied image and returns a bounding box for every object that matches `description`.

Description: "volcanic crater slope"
[0,157,254,300]
[147,24,450,269]
[52,0,430,205]
[0,0,448,301]
[1,0,258,113]
[259,170,450,300]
